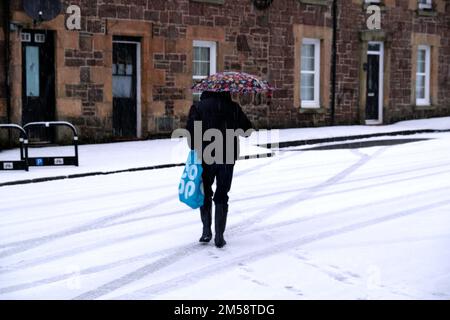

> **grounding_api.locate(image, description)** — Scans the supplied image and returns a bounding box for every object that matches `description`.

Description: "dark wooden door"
[366,54,380,121]
[21,30,55,141]
[112,42,137,138]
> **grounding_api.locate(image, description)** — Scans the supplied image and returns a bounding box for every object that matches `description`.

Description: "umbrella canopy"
[192,71,274,93]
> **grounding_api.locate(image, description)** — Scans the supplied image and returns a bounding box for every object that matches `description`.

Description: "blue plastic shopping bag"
[178,150,204,209]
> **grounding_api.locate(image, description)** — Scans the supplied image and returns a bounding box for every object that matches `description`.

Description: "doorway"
[21,30,55,141]
[112,37,141,139]
[365,42,384,124]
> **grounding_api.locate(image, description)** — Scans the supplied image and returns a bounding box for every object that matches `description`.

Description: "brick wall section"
[59,0,333,137]
[64,33,104,117]
[153,52,187,117]
[59,13,108,140]
[2,0,450,142]
[382,0,450,122]
[334,1,363,125]
[0,0,6,123]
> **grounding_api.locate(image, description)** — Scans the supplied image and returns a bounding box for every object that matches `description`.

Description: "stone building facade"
[0,0,449,142]
[0,1,7,125]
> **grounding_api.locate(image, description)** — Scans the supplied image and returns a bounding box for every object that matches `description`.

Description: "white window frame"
[418,0,432,10]
[301,38,321,109]
[21,32,31,42]
[35,34,46,43]
[366,41,384,125]
[192,40,217,81]
[416,45,431,106]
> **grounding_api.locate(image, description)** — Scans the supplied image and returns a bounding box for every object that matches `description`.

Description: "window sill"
[298,0,331,6]
[416,9,437,17]
[414,105,436,111]
[299,107,326,114]
[190,0,224,4]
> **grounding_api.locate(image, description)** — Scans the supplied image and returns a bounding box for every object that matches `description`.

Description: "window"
[301,38,320,108]
[25,46,40,97]
[113,44,135,98]
[193,40,217,100]
[35,34,46,43]
[21,32,31,42]
[418,0,432,10]
[416,45,431,106]
[368,43,381,52]
[193,40,216,80]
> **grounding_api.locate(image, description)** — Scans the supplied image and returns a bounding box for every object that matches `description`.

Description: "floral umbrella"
[192,71,275,94]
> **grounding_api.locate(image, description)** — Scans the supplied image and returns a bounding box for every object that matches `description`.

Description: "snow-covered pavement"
[249,116,450,145]
[0,138,272,185]
[1,116,449,185]
[1,132,450,299]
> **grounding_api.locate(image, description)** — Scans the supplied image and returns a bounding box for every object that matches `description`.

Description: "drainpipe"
[330,0,337,126]
[3,0,12,124]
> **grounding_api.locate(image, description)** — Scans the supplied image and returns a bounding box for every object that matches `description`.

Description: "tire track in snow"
[4,162,448,278]
[230,165,450,210]
[0,194,175,257]
[0,153,347,254]
[2,144,442,296]
[229,148,385,233]
[0,219,199,275]
[0,160,295,273]
[0,150,294,251]
[73,243,204,300]
[0,167,177,204]
[2,184,448,295]
[3,148,447,275]
[1,182,174,213]
[72,148,384,299]
[0,243,203,297]
[247,185,450,234]
[113,198,450,300]
[233,151,299,178]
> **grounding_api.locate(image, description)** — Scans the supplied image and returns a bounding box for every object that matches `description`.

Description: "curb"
[1,128,449,187]
[0,152,274,187]
[258,129,450,149]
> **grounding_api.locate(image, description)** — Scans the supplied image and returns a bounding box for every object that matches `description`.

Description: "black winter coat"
[186,92,253,164]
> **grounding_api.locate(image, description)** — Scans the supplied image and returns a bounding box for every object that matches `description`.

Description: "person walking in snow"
[186,91,253,248]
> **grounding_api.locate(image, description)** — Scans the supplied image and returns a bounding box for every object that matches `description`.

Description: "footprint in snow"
[261,233,274,242]
[284,285,303,296]
[344,271,361,279]
[251,279,269,287]
[239,274,251,281]
[327,272,351,283]
[329,265,361,279]
[207,251,220,259]
[432,292,447,298]
[238,263,254,273]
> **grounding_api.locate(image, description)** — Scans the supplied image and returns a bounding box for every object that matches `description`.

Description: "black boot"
[199,201,212,243]
[214,204,228,248]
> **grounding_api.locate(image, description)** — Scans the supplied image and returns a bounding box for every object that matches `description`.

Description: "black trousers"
[202,163,235,205]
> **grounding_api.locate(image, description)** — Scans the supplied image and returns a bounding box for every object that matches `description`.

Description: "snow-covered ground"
[1,116,449,185]
[248,116,450,145]
[1,130,450,300]
[0,138,271,184]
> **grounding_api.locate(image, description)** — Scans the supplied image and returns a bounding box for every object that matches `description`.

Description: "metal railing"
[0,124,29,171]
[23,121,79,167]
